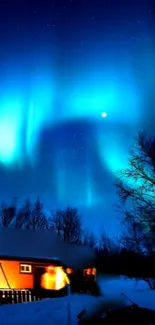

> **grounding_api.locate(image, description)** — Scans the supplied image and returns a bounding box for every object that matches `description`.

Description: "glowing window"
[20,264,32,273]
[41,266,70,290]
[66,268,74,274]
[84,268,96,276]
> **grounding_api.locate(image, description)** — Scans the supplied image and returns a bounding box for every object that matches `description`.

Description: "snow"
[0,294,97,325]
[97,274,155,310]
[0,276,155,324]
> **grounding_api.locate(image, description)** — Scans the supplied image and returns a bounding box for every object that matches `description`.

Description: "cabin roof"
[0,227,95,269]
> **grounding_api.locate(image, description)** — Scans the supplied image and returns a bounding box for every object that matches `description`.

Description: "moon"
[101,112,107,118]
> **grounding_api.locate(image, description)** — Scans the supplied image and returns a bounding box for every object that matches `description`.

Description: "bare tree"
[115,132,155,289]
[0,198,17,227]
[30,197,48,230]
[99,227,117,253]
[15,197,48,230]
[82,228,96,248]
[116,132,155,255]
[120,211,145,253]
[51,206,82,243]
[15,199,32,229]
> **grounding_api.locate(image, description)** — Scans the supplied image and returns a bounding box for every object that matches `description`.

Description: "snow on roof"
[0,227,95,269]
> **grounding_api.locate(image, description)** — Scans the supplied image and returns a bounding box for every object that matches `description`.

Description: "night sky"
[0,0,154,236]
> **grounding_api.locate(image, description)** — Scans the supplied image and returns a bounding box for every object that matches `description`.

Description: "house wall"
[0,260,33,289]
[0,260,96,290]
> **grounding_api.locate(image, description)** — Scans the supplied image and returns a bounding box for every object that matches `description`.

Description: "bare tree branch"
[51,206,82,244]
[116,131,155,255]
[82,228,96,248]
[0,198,17,227]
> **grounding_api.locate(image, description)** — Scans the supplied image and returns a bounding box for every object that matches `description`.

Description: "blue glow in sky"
[0,0,154,235]
[0,98,23,166]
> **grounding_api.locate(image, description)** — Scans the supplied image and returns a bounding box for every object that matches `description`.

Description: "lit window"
[20,264,32,273]
[84,268,96,276]
[41,266,70,290]
[66,268,74,274]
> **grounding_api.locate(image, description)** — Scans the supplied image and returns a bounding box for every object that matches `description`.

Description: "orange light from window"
[85,268,96,276]
[47,266,54,271]
[66,268,74,274]
[41,266,70,290]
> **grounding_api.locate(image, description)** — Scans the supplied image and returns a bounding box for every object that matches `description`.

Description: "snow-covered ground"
[0,276,155,324]
[98,275,155,309]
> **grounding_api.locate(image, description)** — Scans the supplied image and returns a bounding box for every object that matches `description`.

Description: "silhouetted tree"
[0,198,17,227]
[99,227,118,254]
[82,228,96,248]
[30,197,48,230]
[15,197,48,230]
[51,206,82,243]
[15,199,32,229]
[116,132,155,281]
[118,210,147,253]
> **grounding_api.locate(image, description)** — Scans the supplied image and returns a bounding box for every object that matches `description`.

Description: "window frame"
[20,263,32,274]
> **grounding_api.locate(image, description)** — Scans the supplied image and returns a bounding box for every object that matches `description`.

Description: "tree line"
[0,197,98,246]
[1,196,118,251]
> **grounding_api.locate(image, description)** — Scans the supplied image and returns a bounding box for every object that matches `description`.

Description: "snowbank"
[98,275,155,310]
[0,276,155,324]
[0,294,97,325]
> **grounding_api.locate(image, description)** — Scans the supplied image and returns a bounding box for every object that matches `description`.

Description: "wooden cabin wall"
[0,260,33,289]
[0,260,97,291]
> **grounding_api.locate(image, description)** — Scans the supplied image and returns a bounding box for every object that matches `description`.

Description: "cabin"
[0,227,97,298]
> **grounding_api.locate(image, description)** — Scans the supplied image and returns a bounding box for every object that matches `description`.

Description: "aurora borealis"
[0,0,154,235]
